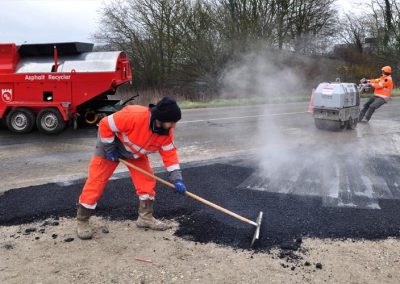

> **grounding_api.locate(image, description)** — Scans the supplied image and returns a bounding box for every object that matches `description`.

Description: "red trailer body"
[0,42,132,134]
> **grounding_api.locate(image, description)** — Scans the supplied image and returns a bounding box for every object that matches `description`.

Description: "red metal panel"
[0,44,19,74]
[0,42,132,128]
[70,72,119,107]
[14,81,71,102]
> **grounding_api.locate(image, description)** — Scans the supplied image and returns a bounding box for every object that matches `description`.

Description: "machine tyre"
[347,118,358,130]
[84,109,100,126]
[36,108,67,134]
[314,118,326,130]
[339,121,347,130]
[314,118,344,131]
[6,108,35,134]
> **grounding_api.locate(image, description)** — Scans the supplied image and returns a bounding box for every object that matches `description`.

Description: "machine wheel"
[36,108,67,134]
[314,118,326,130]
[347,118,358,130]
[314,118,344,131]
[84,109,100,126]
[6,108,35,134]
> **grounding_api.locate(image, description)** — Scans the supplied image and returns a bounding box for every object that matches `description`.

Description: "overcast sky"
[0,0,105,44]
[0,0,369,45]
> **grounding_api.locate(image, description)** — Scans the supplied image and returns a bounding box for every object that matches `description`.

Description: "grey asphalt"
[1,98,400,250]
[1,99,400,199]
[1,159,400,251]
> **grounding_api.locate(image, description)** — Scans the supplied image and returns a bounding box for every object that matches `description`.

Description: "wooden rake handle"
[119,159,257,227]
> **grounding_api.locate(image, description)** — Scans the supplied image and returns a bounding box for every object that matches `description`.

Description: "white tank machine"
[312,82,360,130]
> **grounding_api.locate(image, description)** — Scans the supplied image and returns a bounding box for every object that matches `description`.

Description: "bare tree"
[338,14,371,53]
[93,0,340,97]
[286,0,337,54]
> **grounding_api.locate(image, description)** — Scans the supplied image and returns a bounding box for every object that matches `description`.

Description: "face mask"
[149,109,170,135]
[151,120,170,135]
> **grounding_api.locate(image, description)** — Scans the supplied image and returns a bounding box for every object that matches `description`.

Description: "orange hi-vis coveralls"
[79,105,181,209]
[359,74,394,121]
[368,74,394,100]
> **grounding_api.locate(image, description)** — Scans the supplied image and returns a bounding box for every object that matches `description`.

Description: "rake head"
[250,211,263,248]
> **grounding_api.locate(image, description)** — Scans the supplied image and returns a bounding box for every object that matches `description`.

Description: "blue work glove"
[173,179,187,194]
[105,149,119,162]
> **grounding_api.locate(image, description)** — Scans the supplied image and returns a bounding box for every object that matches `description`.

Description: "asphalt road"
[0,101,307,191]
[2,157,400,251]
[2,98,400,250]
[1,98,400,202]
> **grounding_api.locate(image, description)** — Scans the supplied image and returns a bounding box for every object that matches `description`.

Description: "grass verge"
[179,95,310,109]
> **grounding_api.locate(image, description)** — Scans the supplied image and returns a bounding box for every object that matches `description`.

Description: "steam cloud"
[220,49,305,100]
[219,47,382,208]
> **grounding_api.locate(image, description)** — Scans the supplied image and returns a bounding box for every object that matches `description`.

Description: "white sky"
[0,0,371,45]
[335,0,371,15]
[0,0,105,44]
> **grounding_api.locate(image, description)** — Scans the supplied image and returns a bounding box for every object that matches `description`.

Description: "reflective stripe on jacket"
[98,105,180,172]
[368,75,394,99]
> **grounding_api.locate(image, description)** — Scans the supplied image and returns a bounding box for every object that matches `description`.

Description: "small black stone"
[35,237,40,240]
[3,244,14,250]
[304,261,311,266]
[25,228,36,234]
[291,266,295,271]
[102,227,109,234]
[52,221,59,226]
[316,263,323,269]
[64,237,74,242]
[52,234,58,239]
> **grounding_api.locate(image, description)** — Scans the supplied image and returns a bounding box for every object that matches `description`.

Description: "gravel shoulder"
[1,218,400,284]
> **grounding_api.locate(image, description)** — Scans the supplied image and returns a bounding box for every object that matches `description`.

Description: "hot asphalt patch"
[1,162,400,251]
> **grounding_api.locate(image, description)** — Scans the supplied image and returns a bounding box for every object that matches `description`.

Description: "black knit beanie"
[153,97,181,122]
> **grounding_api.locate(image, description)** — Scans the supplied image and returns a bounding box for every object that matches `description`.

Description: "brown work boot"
[136,200,170,231]
[76,204,94,240]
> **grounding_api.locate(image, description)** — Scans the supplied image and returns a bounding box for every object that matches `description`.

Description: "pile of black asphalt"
[1,162,400,252]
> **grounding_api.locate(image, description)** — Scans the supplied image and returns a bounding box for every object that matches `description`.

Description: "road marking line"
[180,111,307,123]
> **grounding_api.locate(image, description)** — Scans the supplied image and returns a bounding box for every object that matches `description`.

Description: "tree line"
[94,0,399,99]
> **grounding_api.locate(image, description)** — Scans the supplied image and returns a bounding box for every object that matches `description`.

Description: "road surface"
[1,98,400,211]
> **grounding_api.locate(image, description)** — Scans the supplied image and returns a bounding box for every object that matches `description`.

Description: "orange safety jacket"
[98,105,180,172]
[368,75,394,100]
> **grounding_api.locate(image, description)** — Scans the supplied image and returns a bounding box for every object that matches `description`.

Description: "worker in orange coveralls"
[359,66,394,122]
[76,97,187,240]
